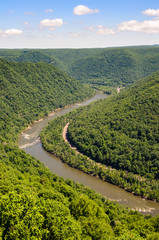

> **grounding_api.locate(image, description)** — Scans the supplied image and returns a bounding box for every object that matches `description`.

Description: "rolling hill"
[1,46,159,93]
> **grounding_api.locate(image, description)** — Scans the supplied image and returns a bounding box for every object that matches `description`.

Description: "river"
[18,92,159,216]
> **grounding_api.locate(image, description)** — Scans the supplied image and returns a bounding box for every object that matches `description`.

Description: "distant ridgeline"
[1,46,159,93]
[0,58,94,143]
[0,52,159,239]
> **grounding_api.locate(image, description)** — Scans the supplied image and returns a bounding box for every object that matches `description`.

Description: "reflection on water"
[18,92,159,216]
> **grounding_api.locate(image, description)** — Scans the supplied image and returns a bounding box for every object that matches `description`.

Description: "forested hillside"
[0,49,159,239]
[1,144,159,239]
[1,46,159,93]
[0,58,93,143]
[67,71,159,178]
[41,71,159,200]
[0,49,55,63]
[0,57,159,239]
[67,47,159,87]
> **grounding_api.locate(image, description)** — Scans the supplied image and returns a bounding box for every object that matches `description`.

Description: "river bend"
[18,92,159,216]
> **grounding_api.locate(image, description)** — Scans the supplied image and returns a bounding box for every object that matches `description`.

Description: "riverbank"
[19,92,159,215]
[40,107,159,203]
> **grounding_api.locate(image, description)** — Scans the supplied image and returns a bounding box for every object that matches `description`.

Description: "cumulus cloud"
[40,19,64,29]
[74,5,99,15]
[69,32,82,37]
[97,25,115,35]
[45,9,53,13]
[0,29,23,37]
[88,25,114,35]
[25,11,36,16]
[142,9,159,16]
[117,19,159,33]
[23,22,29,25]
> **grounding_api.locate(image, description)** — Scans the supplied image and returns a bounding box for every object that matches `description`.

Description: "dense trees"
[41,71,159,200]
[0,48,159,238]
[0,144,159,239]
[68,71,159,179]
[0,58,94,143]
[1,46,159,93]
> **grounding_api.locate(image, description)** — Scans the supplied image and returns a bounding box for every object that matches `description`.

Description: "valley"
[0,47,159,239]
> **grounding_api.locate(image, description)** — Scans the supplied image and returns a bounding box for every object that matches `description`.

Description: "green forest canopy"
[67,71,159,179]
[0,58,93,143]
[0,50,159,239]
[1,46,159,90]
[40,71,159,201]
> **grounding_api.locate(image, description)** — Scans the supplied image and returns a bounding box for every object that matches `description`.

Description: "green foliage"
[68,72,159,179]
[2,46,159,92]
[0,58,94,143]
[41,71,159,200]
[0,48,159,238]
[0,49,62,67]
[0,144,159,239]
[66,46,159,87]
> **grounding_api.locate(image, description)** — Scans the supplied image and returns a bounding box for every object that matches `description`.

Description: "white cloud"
[23,22,29,25]
[97,25,115,35]
[45,9,53,13]
[142,9,159,16]
[40,18,64,29]
[69,32,82,37]
[46,33,56,38]
[117,19,159,33]
[74,5,99,15]
[0,29,23,37]
[25,11,36,16]
[88,25,115,35]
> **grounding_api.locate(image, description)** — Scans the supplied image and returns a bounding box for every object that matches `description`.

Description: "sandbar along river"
[18,92,159,216]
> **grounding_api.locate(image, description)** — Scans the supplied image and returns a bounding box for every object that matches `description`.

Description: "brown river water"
[18,92,159,216]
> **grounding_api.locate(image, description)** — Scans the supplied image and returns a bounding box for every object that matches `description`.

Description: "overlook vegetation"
[41,71,159,200]
[1,144,159,239]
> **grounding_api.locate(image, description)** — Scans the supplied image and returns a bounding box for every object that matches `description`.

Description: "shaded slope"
[1,46,159,89]
[0,58,93,143]
[67,71,159,178]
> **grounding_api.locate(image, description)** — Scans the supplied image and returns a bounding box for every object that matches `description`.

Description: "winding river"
[18,92,159,216]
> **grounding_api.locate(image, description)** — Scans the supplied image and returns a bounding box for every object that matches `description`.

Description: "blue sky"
[0,0,159,48]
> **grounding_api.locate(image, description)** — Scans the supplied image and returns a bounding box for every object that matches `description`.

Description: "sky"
[0,0,159,48]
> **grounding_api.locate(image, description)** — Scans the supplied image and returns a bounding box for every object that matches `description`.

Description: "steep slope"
[0,58,93,143]
[1,46,159,90]
[44,46,159,90]
[1,144,159,239]
[67,71,159,178]
[69,48,141,85]
[40,71,159,200]
[0,58,158,240]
